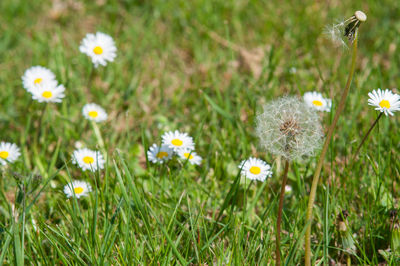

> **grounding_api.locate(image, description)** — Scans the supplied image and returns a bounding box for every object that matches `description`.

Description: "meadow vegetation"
[0,0,399,264]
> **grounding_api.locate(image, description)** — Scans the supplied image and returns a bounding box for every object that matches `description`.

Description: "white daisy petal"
[303,91,332,112]
[72,148,105,172]
[177,149,202,165]
[31,83,65,103]
[22,66,58,94]
[161,130,195,152]
[79,32,117,68]
[0,142,21,166]
[147,144,173,164]
[63,180,92,198]
[368,88,400,116]
[238,157,272,182]
[82,103,108,123]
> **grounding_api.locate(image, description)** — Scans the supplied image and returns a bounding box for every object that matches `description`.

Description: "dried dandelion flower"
[324,10,367,47]
[255,96,323,161]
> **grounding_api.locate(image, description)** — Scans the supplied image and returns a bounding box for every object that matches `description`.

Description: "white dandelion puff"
[256,96,323,161]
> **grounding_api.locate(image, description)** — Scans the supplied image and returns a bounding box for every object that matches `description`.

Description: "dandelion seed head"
[323,22,347,48]
[255,96,323,161]
[324,11,367,46]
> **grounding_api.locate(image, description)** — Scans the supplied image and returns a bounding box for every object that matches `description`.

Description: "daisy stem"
[87,65,95,90]
[90,121,107,161]
[305,32,359,266]
[35,103,48,145]
[352,112,383,160]
[276,159,290,266]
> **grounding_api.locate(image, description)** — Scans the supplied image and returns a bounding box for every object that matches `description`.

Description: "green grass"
[0,0,400,264]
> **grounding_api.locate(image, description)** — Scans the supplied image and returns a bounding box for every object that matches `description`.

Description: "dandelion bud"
[336,210,357,255]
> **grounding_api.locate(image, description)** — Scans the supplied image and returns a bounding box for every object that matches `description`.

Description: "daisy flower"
[161,130,195,152]
[63,180,92,198]
[177,149,202,165]
[79,32,117,68]
[368,89,400,116]
[82,103,108,123]
[147,144,173,164]
[72,148,105,172]
[0,142,21,166]
[238,157,272,182]
[22,66,58,93]
[303,91,332,112]
[31,83,65,103]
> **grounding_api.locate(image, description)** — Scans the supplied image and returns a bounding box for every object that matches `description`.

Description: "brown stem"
[352,112,383,160]
[276,160,290,266]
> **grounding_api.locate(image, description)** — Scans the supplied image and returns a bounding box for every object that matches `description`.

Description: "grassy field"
[0,0,400,264]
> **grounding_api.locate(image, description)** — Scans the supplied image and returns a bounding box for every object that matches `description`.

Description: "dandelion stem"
[276,159,290,266]
[305,32,359,266]
[352,112,383,160]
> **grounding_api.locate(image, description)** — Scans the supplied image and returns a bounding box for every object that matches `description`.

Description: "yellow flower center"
[83,156,94,164]
[88,111,98,118]
[34,78,43,84]
[171,139,183,146]
[379,99,390,109]
[0,151,9,159]
[312,100,323,106]
[249,166,261,175]
[93,46,103,55]
[156,151,168,159]
[183,152,194,160]
[42,91,52,99]
[74,187,84,194]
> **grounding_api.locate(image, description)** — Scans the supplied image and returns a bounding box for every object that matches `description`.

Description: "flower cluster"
[22,66,66,103]
[147,130,202,165]
[16,32,116,199]
[60,32,117,199]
